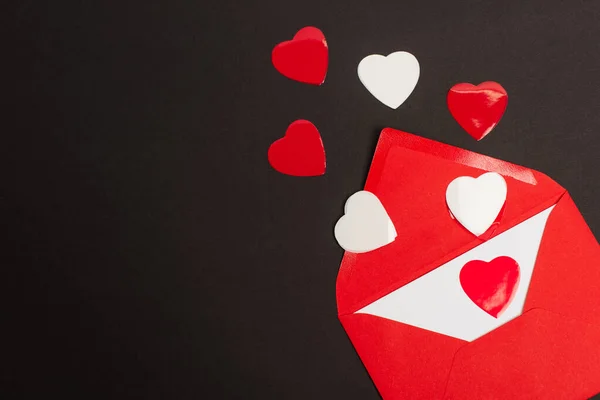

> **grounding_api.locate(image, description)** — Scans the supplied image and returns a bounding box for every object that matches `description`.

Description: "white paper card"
[356,206,554,341]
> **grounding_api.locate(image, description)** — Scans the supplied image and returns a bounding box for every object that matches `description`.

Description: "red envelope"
[336,128,600,400]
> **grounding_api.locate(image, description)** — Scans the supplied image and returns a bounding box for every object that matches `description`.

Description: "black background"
[4,0,600,399]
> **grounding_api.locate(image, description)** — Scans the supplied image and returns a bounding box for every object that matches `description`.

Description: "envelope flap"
[337,129,565,315]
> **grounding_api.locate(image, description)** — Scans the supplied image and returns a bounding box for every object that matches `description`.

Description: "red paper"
[337,128,600,399]
[271,27,328,85]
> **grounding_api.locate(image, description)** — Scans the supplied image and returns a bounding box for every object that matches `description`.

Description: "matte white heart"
[357,51,420,109]
[446,172,507,236]
[334,191,396,253]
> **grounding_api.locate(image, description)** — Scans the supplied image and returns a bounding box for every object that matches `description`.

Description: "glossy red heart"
[459,256,520,318]
[268,120,326,176]
[447,81,508,141]
[271,27,328,85]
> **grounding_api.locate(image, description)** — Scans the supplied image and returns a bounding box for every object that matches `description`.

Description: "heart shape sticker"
[447,81,508,141]
[271,26,328,85]
[357,51,420,109]
[460,256,521,318]
[446,172,507,237]
[334,191,396,253]
[268,120,326,176]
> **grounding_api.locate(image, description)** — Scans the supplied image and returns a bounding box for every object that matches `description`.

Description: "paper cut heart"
[334,191,396,253]
[447,81,508,141]
[268,120,326,176]
[357,51,420,109]
[446,172,507,237]
[460,256,521,318]
[271,26,328,85]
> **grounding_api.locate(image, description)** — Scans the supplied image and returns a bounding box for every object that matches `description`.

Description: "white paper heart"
[446,172,507,237]
[357,51,420,109]
[334,191,397,253]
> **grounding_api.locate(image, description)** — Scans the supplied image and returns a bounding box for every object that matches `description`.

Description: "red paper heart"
[447,81,508,141]
[271,27,328,85]
[268,120,326,176]
[459,256,520,318]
